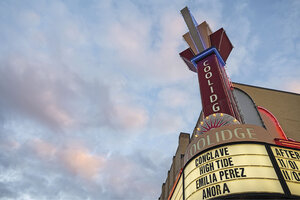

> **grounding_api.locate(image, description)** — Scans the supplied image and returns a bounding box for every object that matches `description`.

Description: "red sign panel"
[179,48,197,72]
[197,53,234,117]
[210,28,233,62]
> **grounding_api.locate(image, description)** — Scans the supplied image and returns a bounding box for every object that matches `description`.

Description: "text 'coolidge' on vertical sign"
[197,54,233,117]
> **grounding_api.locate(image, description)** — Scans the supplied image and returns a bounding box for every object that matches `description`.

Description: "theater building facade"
[158,7,300,200]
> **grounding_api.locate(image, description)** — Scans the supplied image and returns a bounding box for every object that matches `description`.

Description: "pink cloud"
[0,57,77,130]
[60,146,105,179]
[31,139,57,160]
[30,139,105,180]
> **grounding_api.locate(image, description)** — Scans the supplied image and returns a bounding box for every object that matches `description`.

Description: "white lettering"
[234,128,245,139]
[190,144,197,157]
[212,103,220,112]
[210,86,214,93]
[202,60,220,113]
[204,65,211,72]
[221,130,232,141]
[205,71,212,79]
[246,128,257,139]
[210,94,218,103]
[197,138,206,151]
[203,60,209,66]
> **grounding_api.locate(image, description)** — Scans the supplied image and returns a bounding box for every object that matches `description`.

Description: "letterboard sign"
[271,146,300,196]
[184,143,283,200]
[170,175,183,200]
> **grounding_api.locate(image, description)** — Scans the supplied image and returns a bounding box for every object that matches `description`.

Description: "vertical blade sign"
[197,54,234,117]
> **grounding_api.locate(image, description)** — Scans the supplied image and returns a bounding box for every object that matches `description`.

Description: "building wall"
[158,83,300,199]
[233,82,300,141]
[159,133,190,200]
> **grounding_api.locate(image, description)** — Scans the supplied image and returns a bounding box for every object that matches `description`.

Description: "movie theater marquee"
[169,6,300,200]
[169,123,300,199]
[184,144,283,199]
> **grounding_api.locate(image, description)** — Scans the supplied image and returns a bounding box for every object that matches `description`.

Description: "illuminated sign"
[180,7,236,119]
[271,146,300,196]
[195,113,240,135]
[170,175,183,200]
[184,124,276,164]
[197,54,234,117]
[184,144,283,199]
[175,6,300,200]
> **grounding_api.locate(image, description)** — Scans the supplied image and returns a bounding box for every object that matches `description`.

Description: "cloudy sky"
[0,0,299,199]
